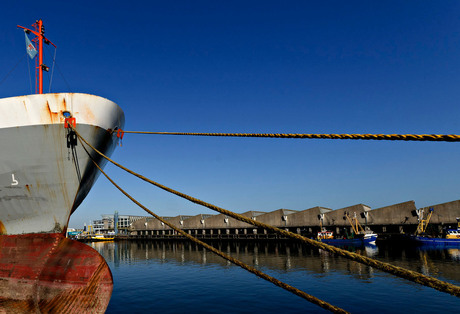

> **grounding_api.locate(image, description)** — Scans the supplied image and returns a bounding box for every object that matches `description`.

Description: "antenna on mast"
[18,19,56,94]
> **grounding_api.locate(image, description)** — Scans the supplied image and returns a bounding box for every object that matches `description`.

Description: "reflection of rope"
[122,131,460,142]
[73,126,460,298]
[77,136,348,314]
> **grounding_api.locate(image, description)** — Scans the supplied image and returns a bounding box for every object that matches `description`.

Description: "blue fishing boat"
[318,231,377,245]
[410,208,460,247]
[317,211,378,246]
[411,235,460,247]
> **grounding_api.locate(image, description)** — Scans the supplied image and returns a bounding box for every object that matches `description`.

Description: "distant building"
[93,214,148,235]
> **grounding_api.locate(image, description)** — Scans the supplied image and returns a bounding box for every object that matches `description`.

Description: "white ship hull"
[0,93,124,235]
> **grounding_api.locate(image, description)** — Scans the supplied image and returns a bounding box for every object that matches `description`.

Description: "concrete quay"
[130,199,460,239]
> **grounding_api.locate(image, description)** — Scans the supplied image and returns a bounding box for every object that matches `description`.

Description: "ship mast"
[18,19,56,94]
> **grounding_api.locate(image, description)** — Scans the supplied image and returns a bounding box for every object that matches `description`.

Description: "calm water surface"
[88,240,460,313]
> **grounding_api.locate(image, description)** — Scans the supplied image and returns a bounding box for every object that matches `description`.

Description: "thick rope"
[78,138,348,313]
[122,131,460,142]
[73,127,460,297]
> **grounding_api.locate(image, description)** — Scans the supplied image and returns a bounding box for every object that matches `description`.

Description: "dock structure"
[129,199,460,239]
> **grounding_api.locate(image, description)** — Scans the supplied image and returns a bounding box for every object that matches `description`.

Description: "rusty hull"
[0,233,113,313]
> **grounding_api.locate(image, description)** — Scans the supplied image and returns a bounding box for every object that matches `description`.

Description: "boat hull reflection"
[0,233,113,313]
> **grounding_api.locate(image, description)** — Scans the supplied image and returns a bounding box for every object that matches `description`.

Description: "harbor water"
[89,240,460,313]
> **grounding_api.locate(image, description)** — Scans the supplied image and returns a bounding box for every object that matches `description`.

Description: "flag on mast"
[24,31,37,59]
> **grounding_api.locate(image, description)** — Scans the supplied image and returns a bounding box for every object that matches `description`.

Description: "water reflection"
[89,240,459,285]
[448,249,460,261]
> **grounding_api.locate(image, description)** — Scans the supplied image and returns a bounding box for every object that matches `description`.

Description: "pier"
[127,199,460,240]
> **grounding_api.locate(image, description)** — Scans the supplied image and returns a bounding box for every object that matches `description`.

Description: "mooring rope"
[72,127,460,297]
[77,137,348,314]
[121,131,460,142]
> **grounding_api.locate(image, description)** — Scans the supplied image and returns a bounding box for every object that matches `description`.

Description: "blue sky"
[2,1,460,228]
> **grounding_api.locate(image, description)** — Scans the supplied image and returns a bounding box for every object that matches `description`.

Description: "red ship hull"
[0,233,113,313]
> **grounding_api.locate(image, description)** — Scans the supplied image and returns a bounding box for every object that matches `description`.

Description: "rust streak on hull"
[0,93,125,235]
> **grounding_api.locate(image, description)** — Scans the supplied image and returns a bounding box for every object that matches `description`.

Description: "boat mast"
[17,19,56,94]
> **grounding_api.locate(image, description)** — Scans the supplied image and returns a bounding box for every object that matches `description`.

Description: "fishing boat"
[317,230,334,240]
[410,207,460,247]
[317,211,378,245]
[317,231,377,245]
[0,19,123,312]
[91,234,115,241]
[446,224,460,239]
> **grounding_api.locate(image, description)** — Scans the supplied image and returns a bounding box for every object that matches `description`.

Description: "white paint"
[11,174,18,186]
[0,93,124,131]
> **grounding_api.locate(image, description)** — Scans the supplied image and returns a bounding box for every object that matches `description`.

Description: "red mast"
[18,20,56,94]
